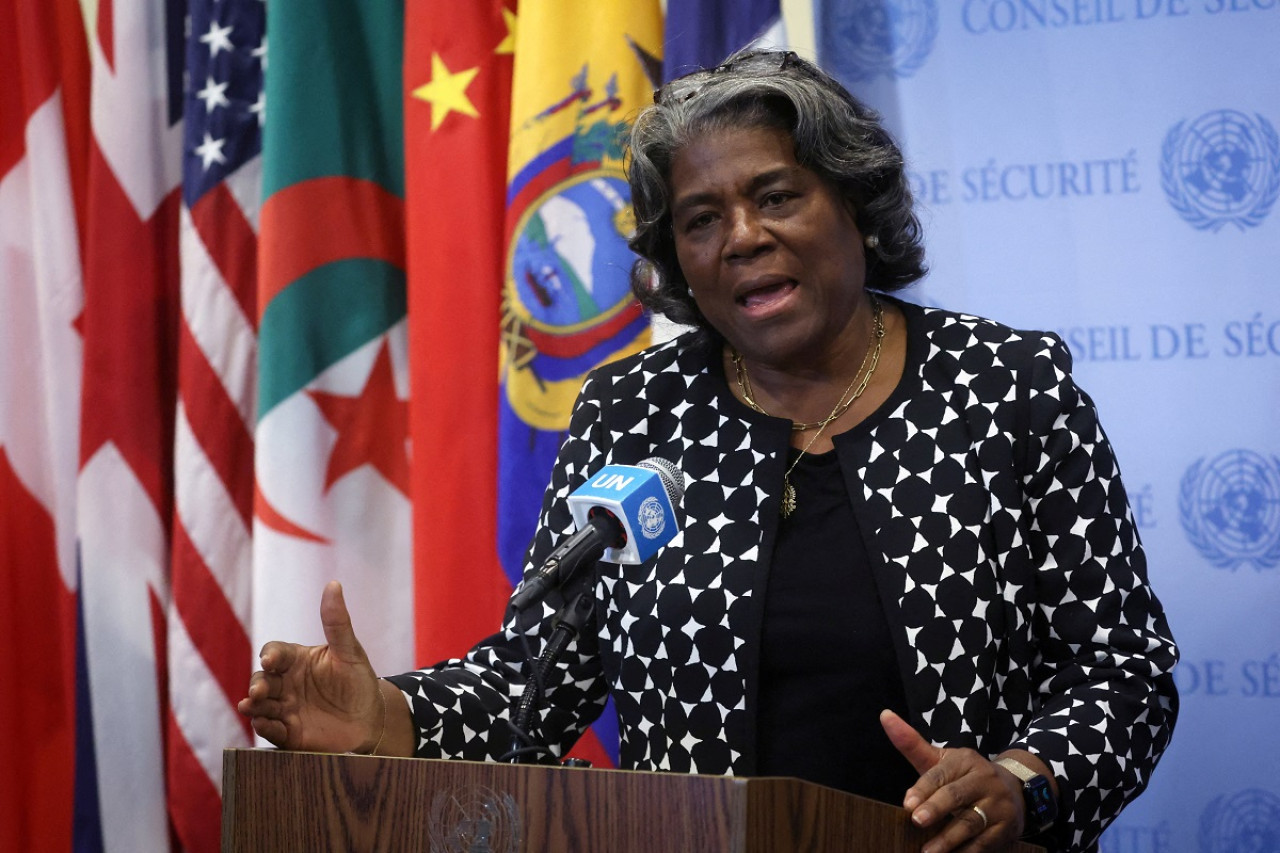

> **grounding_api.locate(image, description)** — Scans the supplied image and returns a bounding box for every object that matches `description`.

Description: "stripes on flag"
[168,0,265,848]
[3,3,738,848]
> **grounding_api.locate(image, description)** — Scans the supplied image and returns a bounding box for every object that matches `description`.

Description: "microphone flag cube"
[567,463,679,565]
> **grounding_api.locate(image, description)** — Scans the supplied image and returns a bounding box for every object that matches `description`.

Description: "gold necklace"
[731,295,885,518]
[733,296,885,432]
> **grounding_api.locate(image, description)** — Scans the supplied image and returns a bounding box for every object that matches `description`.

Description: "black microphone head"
[636,457,685,506]
[586,507,628,547]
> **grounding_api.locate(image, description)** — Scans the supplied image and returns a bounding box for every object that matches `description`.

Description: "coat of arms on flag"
[501,62,650,431]
[497,5,662,594]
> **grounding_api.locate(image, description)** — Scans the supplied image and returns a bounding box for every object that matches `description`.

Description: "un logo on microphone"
[637,496,666,540]
[1180,450,1280,571]
[1198,788,1280,853]
[822,0,939,82]
[1162,110,1280,232]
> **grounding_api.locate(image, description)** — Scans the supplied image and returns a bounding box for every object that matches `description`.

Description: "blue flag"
[663,0,781,80]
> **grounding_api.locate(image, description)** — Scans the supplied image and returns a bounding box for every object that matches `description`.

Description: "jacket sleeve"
[383,369,614,762]
[1008,333,1179,853]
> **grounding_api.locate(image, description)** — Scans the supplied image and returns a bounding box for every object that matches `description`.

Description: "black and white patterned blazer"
[388,298,1179,853]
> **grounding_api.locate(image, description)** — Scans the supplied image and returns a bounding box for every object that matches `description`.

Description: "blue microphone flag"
[567,460,682,564]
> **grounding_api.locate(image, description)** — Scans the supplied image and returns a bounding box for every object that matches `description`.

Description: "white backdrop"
[792,1,1280,850]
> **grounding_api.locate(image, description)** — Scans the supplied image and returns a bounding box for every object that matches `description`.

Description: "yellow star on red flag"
[496,8,517,55]
[412,53,481,130]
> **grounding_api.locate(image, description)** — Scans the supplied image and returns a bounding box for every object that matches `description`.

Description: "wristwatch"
[996,757,1057,835]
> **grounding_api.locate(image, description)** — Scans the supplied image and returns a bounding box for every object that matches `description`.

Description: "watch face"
[1027,775,1057,828]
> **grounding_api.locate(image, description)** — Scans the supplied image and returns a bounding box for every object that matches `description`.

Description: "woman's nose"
[723,207,772,260]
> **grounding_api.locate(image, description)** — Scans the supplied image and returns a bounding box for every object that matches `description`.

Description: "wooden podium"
[222,748,1045,852]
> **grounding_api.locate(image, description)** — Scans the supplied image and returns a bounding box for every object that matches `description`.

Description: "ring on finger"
[970,804,989,832]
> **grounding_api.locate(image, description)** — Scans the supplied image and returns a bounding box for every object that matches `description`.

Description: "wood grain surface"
[222,748,1045,853]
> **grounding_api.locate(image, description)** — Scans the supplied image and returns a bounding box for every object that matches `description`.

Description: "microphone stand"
[504,590,596,764]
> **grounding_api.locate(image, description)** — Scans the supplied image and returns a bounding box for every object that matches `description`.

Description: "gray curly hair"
[626,48,926,333]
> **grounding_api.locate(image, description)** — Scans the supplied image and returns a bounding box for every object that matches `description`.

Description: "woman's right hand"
[237,581,396,754]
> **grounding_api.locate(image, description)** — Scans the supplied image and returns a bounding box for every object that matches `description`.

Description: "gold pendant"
[781,480,796,518]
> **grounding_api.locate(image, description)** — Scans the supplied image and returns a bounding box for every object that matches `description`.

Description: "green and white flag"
[253,0,414,675]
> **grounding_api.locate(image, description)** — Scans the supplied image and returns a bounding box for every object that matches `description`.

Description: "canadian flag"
[0,1,88,850]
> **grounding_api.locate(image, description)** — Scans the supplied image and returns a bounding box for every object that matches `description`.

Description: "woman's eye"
[685,212,716,231]
[761,191,791,208]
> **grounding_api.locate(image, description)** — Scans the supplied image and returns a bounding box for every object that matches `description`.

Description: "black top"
[755,447,919,803]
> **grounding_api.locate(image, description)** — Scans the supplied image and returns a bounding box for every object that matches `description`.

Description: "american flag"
[170,0,264,848]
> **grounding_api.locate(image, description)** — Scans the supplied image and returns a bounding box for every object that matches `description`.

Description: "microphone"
[509,457,684,613]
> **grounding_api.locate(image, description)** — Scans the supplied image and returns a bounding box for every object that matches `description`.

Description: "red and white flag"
[166,0,264,848]
[74,0,184,848]
[0,1,88,849]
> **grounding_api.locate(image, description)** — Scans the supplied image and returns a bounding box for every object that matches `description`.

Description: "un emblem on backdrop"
[1162,110,1280,231]
[822,0,939,82]
[1198,788,1280,853]
[1180,450,1280,571]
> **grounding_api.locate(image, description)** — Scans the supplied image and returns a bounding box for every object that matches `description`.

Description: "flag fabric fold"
[663,0,782,80]
[166,1,266,848]
[496,0,664,766]
[252,0,415,687]
[5,2,681,844]
[74,0,185,848]
[0,9,89,848]
[405,0,516,664]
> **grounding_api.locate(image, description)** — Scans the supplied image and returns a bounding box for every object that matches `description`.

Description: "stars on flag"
[413,54,481,131]
[196,76,230,112]
[182,3,266,197]
[306,341,410,496]
[411,8,517,131]
[194,132,228,169]
[249,91,265,127]
[496,8,517,55]
[199,20,235,57]
[252,35,268,70]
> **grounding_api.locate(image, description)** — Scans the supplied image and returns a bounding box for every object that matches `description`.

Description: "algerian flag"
[253,0,414,678]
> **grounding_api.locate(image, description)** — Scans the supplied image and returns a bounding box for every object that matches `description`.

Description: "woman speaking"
[239,49,1178,853]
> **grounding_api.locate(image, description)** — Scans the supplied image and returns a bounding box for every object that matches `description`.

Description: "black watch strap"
[996,757,1058,834]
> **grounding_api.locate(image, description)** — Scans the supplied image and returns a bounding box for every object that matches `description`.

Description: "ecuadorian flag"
[497,2,663,764]
[498,5,662,584]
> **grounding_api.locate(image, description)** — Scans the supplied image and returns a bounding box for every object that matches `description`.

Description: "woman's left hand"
[880,709,1025,852]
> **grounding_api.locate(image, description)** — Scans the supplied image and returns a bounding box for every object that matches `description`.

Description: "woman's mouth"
[737,279,798,312]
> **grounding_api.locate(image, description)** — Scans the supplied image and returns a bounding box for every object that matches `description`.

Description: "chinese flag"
[404,1,515,663]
